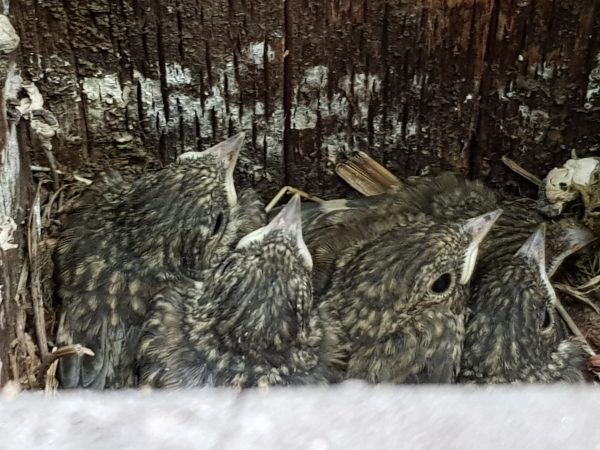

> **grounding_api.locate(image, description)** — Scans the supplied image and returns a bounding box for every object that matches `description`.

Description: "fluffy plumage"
[290,174,593,293]
[294,173,593,383]
[460,225,588,383]
[138,195,339,389]
[319,208,500,384]
[54,133,258,389]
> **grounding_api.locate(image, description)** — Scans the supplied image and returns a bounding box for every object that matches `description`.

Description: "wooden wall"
[1,0,599,385]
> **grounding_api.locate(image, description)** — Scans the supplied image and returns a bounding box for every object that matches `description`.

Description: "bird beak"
[459,209,503,284]
[516,223,546,267]
[177,132,245,207]
[515,224,556,302]
[236,194,313,270]
[546,221,596,277]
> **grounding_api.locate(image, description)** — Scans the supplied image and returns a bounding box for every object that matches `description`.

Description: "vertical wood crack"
[282,0,293,185]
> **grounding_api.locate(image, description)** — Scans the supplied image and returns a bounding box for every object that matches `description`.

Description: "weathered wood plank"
[473,0,600,195]
[285,0,494,196]
[13,0,286,197]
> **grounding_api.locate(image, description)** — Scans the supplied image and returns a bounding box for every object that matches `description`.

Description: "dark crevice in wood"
[136,79,146,146]
[210,108,217,141]
[158,129,167,161]
[152,0,169,160]
[282,0,293,185]
[262,34,270,167]
[380,1,390,158]
[178,97,185,155]
[194,110,201,149]
[224,72,230,119]
[176,0,185,62]
[153,3,168,116]
[59,0,91,162]
[204,40,213,88]
[232,49,243,124]
[469,0,501,179]
[463,0,483,176]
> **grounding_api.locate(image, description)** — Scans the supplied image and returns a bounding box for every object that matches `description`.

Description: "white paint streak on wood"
[585,52,600,109]
[1,63,22,217]
[245,41,274,66]
[0,15,19,54]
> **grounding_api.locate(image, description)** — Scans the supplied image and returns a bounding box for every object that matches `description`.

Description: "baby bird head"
[342,209,502,321]
[175,132,243,208]
[209,194,315,355]
[461,224,588,383]
[161,132,248,270]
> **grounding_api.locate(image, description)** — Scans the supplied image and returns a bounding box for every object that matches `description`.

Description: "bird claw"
[265,186,323,213]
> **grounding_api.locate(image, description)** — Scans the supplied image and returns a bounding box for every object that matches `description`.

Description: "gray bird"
[459,224,589,383]
[295,174,593,383]
[287,173,594,294]
[54,132,258,389]
[137,195,340,389]
[319,208,501,384]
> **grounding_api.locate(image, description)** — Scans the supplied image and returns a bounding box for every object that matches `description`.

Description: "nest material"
[9,151,600,391]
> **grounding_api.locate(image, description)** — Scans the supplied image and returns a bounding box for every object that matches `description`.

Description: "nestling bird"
[54,132,258,389]
[297,171,594,382]
[319,207,501,384]
[137,195,339,389]
[459,224,589,383]
[289,173,594,294]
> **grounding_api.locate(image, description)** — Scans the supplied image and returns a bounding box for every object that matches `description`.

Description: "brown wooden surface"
[1,0,600,386]
[10,0,600,197]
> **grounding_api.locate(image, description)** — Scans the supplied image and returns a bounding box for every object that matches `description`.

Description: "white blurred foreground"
[1,381,598,449]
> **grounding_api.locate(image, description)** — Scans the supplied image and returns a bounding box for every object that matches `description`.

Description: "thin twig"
[554,283,600,315]
[28,181,49,362]
[265,186,323,213]
[554,297,596,357]
[30,164,92,185]
[577,274,600,292]
[42,183,69,227]
[42,148,61,192]
[37,344,94,386]
[501,156,542,186]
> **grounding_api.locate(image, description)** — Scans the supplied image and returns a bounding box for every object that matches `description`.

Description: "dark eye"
[212,213,224,236]
[542,307,552,329]
[431,273,452,294]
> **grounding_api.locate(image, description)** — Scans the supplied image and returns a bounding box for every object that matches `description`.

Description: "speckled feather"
[294,173,591,383]
[318,212,495,384]
[459,229,588,383]
[138,201,341,389]
[54,136,263,389]
[292,174,592,293]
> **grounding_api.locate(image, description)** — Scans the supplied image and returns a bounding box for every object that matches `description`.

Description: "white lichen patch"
[166,63,192,87]
[133,70,167,137]
[136,57,284,159]
[518,104,550,142]
[291,67,389,165]
[1,64,22,217]
[82,74,126,105]
[585,52,600,109]
[82,74,135,145]
[339,72,381,125]
[245,42,275,67]
[0,216,17,251]
[0,15,19,54]
[16,80,44,115]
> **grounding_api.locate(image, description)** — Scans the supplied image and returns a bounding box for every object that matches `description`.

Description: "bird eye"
[430,273,452,294]
[211,213,224,236]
